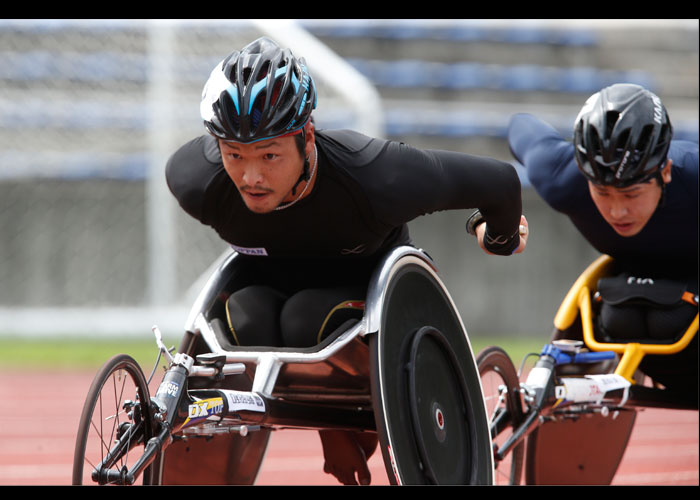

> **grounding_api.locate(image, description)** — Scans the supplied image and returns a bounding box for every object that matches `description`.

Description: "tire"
[370,260,493,485]
[477,346,525,485]
[72,354,158,485]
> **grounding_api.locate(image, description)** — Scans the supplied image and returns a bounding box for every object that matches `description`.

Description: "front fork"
[151,353,195,429]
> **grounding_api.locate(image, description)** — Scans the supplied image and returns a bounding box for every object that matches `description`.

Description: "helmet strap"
[291,127,311,196]
[275,144,318,211]
[291,156,311,196]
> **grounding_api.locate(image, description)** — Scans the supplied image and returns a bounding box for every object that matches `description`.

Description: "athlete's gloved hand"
[319,430,378,485]
[472,214,529,255]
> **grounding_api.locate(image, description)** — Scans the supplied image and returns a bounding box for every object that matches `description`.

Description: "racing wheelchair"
[477,254,698,485]
[72,246,495,485]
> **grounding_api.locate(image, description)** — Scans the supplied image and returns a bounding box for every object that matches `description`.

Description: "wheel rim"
[73,355,155,485]
[477,347,524,485]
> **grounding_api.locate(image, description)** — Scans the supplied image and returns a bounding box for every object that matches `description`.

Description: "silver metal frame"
[180,246,442,397]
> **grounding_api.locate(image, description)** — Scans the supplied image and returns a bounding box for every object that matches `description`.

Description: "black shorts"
[225,284,366,348]
[556,273,698,394]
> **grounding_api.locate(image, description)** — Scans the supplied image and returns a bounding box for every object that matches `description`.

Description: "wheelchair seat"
[526,255,698,485]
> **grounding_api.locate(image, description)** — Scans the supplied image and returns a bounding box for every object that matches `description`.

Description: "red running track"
[0,371,696,486]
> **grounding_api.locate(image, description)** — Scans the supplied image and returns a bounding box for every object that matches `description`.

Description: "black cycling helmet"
[573,83,673,187]
[200,37,317,143]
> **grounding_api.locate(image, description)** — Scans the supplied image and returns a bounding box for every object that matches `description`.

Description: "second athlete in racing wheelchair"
[478,254,698,485]
[496,82,698,485]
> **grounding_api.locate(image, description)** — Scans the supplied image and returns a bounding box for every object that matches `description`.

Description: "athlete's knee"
[279,289,325,348]
[226,285,287,346]
[280,287,365,348]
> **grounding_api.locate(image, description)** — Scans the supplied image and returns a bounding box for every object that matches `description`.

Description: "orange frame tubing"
[553,254,699,383]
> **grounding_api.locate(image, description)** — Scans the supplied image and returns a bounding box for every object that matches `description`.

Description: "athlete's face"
[219,125,316,214]
[588,160,672,237]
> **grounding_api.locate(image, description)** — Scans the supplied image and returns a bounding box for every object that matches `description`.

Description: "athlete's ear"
[304,120,316,157]
[660,159,672,184]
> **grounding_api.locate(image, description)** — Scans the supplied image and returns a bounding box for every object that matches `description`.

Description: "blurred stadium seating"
[1,19,696,178]
[0,19,697,337]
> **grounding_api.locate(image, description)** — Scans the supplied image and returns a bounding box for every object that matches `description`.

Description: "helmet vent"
[241,67,253,86]
[614,129,630,153]
[605,110,620,138]
[589,127,601,154]
[257,61,271,82]
[251,106,263,129]
[270,79,284,107]
[221,94,240,128]
[657,124,670,148]
[636,124,654,153]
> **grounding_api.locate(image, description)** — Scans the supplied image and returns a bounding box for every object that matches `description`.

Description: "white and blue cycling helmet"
[201,37,317,143]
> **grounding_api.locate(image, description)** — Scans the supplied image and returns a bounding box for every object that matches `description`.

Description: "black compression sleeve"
[165,136,224,223]
[367,142,522,244]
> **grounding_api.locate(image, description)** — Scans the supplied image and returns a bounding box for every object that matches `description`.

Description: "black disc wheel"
[477,346,525,485]
[370,259,493,485]
[72,354,158,485]
[406,326,478,483]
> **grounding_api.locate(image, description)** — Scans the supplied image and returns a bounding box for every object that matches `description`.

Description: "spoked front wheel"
[477,346,525,485]
[72,354,159,485]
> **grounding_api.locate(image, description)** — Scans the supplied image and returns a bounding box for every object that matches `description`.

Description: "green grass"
[471,336,544,365]
[0,337,174,372]
[0,335,545,372]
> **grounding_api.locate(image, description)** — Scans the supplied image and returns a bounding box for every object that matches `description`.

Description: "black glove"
[466,210,520,256]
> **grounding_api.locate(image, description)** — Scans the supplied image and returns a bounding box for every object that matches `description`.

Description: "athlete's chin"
[245,203,275,214]
[241,192,277,213]
[610,222,643,237]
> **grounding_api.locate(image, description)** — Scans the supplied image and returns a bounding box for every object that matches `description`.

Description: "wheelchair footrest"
[525,409,637,485]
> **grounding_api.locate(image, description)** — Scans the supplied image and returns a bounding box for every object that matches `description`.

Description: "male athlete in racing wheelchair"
[497,83,698,484]
[71,37,530,486]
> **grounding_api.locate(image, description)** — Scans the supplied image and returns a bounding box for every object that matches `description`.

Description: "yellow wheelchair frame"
[553,254,699,383]
[514,255,698,484]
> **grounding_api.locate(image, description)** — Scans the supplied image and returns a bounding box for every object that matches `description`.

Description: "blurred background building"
[0,19,697,341]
